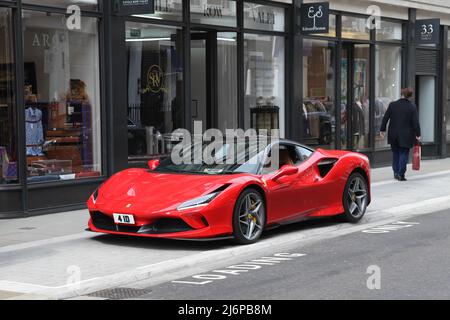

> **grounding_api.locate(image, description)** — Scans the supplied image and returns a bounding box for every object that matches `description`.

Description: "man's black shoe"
[394,174,400,180]
[399,175,407,181]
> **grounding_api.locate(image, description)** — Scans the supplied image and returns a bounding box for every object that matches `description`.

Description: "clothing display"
[303,99,329,139]
[25,107,44,156]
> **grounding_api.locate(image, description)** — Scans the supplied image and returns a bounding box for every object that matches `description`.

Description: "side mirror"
[272,165,298,181]
[148,159,160,171]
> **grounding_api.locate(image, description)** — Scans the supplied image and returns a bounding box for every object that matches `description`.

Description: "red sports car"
[87,139,371,244]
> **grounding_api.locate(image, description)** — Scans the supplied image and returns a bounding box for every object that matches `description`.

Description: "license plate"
[113,214,135,225]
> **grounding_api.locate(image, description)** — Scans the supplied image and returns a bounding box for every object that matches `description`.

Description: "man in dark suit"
[380,88,421,181]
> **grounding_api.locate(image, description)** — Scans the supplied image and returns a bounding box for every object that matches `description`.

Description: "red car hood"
[99,169,239,212]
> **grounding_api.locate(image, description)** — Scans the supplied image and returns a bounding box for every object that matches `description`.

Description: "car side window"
[296,146,313,161]
[261,144,301,175]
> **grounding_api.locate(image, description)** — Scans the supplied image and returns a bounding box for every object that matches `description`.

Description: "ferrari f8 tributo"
[87,139,371,244]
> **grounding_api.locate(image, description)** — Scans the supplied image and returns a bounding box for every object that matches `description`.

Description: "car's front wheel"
[232,188,266,245]
[341,172,369,223]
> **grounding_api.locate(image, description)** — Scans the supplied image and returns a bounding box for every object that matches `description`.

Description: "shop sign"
[243,2,285,32]
[142,65,166,94]
[301,2,329,34]
[415,19,440,44]
[190,0,237,28]
[115,0,155,16]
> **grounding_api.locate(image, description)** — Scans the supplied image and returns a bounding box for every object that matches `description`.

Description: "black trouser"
[391,143,410,177]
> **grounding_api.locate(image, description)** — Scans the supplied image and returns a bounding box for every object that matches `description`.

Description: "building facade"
[1,0,450,217]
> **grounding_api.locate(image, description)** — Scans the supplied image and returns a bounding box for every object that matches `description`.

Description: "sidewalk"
[1,158,449,249]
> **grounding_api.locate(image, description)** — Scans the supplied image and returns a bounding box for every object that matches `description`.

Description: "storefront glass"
[341,44,370,150]
[301,39,336,149]
[243,2,285,32]
[313,14,336,38]
[217,32,238,132]
[375,45,402,149]
[376,20,403,41]
[23,0,99,10]
[418,76,436,143]
[126,23,184,159]
[190,0,237,27]
[447,32,450,144]
[133,0,183,21]
[244,34,285,137]
[0,8,17,185]
[341,16,370,40]
[22,11,102,183]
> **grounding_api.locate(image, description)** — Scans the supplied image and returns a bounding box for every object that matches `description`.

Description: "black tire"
[232,188,266,245]
[341,172,369,223]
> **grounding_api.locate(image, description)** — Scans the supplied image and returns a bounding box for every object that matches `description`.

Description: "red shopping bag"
[412,141,421,171]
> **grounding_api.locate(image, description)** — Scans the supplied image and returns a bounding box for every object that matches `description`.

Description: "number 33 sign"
[416,19,440,44]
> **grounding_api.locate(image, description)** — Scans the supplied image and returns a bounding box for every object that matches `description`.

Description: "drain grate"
[88,287,152,300]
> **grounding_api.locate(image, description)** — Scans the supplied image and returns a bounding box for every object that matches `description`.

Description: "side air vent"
[317,158,338,178]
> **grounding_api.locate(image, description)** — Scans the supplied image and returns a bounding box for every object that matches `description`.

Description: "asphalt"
[136,209,450,300]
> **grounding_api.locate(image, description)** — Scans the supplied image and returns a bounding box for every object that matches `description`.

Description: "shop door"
[341,43,371,151]
[190,31,237,132]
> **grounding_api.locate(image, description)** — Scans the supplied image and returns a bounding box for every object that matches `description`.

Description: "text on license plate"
[113,214,135,225]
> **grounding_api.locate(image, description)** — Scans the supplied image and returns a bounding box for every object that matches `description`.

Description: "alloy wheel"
[238,193,264,241]
[346,176,368,218]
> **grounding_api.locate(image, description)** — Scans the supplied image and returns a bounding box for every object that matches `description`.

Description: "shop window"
[447,51,450,143]
[133,0,183,21]
[302,39,336,149]
[341,44,371,150]
[0,9,17,185]
[217,32,238,132]
[190,0,237,27]
[126,23,184,159]
[244,34,285,137]
[22,11,102,183]
[243,2,285,32]
[311,14,336,38]
[376,20,403,42]
[23,0,99,10]
[375,45,402,149]
[418,76,436,143]
[341,16,370,40]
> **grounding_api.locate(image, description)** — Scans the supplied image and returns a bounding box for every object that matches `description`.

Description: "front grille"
[90,212,194,235]
[90,212,141,233]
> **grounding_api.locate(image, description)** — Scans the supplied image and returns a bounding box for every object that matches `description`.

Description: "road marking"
[172,253,306,286]
[362,221,420,234]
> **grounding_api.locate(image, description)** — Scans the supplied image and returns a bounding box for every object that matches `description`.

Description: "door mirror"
[272,165,298,181]
[148,159,160,171]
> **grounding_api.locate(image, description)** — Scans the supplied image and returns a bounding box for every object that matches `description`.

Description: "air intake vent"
[317,158,338,178]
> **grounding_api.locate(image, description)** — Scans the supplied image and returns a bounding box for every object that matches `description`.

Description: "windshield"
[154,142,265,175]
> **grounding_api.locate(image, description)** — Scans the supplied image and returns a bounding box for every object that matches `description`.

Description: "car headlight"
[92,188,100,204]
[177,192,220,211]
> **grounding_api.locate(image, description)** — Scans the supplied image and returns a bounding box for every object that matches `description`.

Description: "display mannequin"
[25,102,44,157]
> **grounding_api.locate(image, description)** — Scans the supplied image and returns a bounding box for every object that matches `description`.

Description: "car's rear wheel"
[232,188,266,245]
[341,172,369,223]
